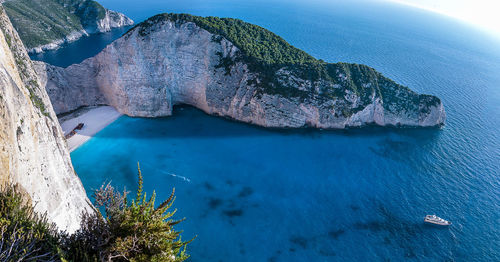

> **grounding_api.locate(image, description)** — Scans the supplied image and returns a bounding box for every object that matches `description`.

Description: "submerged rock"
[37,13,446,129]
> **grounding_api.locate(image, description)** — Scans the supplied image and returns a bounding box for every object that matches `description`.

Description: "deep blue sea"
[37,0,500,260]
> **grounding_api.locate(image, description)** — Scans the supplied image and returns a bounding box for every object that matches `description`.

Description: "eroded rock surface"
[37,15,446,129]
[0,5,91,233]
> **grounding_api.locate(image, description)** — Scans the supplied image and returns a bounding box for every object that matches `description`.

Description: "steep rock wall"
[0,5,91,232]
[37,18,446,129]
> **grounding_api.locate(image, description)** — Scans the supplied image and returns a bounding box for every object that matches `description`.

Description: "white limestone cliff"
[91,8,134,33]
[0,6,91,233]
[37,18,446,129]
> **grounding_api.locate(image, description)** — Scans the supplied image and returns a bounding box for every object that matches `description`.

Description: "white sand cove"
[59,106,122,152]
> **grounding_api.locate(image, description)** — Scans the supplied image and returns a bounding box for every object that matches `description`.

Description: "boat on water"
[424,215,451,226]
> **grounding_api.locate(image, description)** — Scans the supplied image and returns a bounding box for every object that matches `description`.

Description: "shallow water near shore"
[59,0,500,261]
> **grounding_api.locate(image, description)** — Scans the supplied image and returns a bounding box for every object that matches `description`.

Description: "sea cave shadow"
[93,105,445,140]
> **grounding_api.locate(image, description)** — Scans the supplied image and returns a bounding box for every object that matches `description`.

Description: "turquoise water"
[61,0,500,260]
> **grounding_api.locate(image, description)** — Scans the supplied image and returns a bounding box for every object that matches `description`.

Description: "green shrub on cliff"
[0,164,191,262]
[3,0,83,49]
[0,185,61,262]
[63,163,192,262]
[3,0,113,49]
[129,13,440,113]
[0,6,49,116]
[130,13,316,67]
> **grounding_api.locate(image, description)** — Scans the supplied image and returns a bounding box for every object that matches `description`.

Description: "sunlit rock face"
[0,6,91,233]
[37,15,445,129]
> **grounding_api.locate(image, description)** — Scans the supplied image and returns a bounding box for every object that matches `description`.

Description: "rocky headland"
[37,13,446,129]
[3,0,133,53]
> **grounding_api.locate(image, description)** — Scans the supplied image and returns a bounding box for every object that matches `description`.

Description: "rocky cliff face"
[0,5,91,232]
[68,0,134,34]
[85,6,133,33]
[37,15,445,129]
[3,0,133,53]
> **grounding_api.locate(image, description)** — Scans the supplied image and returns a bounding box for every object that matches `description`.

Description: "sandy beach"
[59,106,122,152]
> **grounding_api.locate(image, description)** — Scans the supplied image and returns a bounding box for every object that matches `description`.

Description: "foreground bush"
[63,163,191,262]
[0,163,191,262]
[0,185,60,262]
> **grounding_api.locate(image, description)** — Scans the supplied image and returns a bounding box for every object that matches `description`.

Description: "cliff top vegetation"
[0,164,191,261]
[4,0,112,49]
[129,13,441,113]
[130,13,440,112]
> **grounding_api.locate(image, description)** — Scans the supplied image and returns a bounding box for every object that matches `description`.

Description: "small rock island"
[37,13,446,129]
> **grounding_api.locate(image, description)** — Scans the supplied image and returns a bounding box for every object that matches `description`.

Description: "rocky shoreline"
[28,30,87,53]
[3,0,134,54]
[36,15,445,129]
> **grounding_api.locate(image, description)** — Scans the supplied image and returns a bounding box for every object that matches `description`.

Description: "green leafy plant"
[64,163,192,262]
[0,184,61,262]
[0,163,192,262]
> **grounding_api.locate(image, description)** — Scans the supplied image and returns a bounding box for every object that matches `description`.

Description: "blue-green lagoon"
[41,0,500,260]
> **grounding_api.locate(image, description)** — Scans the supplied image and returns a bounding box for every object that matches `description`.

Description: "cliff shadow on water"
[93,105,444,141]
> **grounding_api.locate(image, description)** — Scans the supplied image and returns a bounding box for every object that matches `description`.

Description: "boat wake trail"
[167,173,191,183]
[142,163,192,183]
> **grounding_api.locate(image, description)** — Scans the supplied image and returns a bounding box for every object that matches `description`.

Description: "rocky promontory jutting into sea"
[3,0,133,53]
[36,13,445,129]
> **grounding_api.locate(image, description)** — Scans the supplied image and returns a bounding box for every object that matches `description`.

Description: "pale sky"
[390,0,500,37]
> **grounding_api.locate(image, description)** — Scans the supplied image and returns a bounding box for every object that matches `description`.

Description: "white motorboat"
[424,215,451,226]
